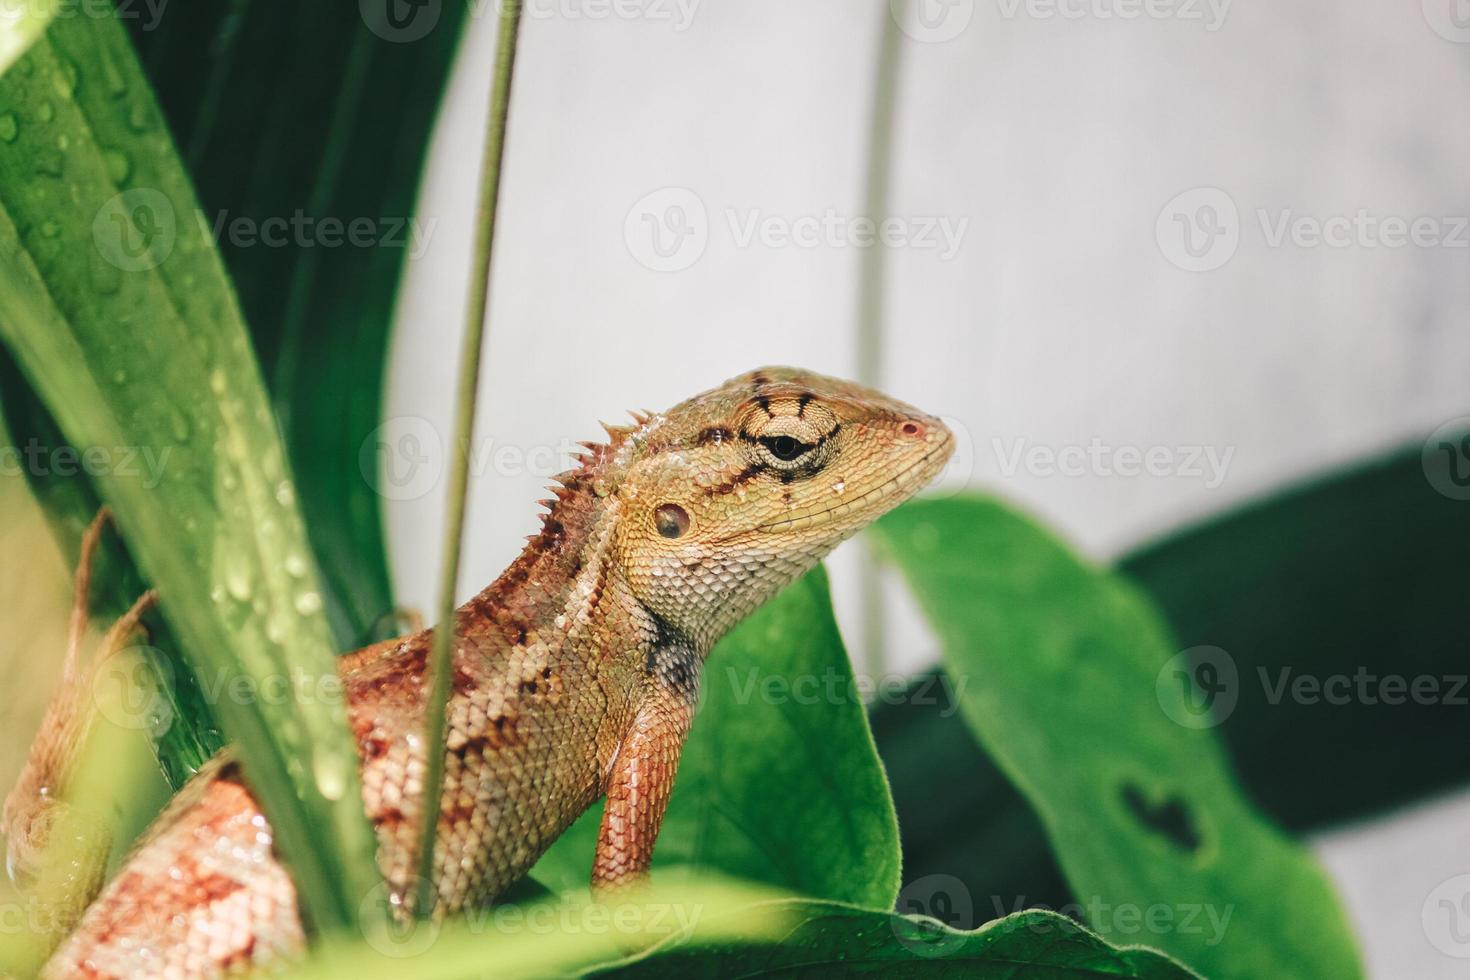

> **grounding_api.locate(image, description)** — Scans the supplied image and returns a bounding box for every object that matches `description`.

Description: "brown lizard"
[7,366,953,978]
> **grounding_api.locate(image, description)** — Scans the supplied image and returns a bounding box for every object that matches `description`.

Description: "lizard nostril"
[901,422,924,438]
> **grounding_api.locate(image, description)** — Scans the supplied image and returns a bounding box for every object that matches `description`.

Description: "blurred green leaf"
[1121,444,1470,829]
[873,497,1361,980]
[533,567,902,909]
[0,13,381,935]
[593,904,1199,979]
[286,880,795,980]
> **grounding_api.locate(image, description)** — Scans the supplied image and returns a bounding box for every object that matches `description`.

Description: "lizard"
[7,366,954,978]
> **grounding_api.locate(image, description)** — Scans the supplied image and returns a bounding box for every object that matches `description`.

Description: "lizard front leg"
[591,649,699,893]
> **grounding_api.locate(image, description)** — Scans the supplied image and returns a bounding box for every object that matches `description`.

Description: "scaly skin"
[14,367,953,978]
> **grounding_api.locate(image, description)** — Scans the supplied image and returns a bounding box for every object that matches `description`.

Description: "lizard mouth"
[753,431,954,534]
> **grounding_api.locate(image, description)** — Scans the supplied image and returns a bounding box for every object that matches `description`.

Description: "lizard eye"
[654,503,689,539]
[761,435,811,463]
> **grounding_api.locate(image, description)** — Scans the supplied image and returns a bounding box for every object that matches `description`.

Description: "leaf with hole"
[1120,444,1470,829]
[872,496,1362,979]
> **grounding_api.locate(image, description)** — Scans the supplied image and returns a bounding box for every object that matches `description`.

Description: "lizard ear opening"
[654,503,690,539]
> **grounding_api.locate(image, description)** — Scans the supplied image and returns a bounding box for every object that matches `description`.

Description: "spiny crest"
[530,409,652,535]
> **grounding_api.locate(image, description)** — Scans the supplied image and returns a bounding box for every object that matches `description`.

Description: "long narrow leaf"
[0,15,382,935]
[127,5,469,644]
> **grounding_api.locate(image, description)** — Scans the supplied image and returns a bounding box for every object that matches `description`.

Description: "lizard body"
[14,367,953,978]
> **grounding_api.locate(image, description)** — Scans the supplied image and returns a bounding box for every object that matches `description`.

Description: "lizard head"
[603,366,954,650]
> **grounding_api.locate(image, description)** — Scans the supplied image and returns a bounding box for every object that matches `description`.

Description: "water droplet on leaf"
[52,61,78,99]
[32,149,62,177]
[102,148,130,183]
[100,48,126,96]
[222,554,253,602]
[313,752,349,801]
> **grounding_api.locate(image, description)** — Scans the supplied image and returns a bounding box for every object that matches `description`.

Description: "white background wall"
[379,2,1470,975]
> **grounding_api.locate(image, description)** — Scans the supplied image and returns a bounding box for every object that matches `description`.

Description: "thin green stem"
[415,3,524,916]
[856,5,903,680]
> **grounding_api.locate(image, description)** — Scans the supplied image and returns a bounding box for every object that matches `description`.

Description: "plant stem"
[415,2,524,916]
[856,5,903,680]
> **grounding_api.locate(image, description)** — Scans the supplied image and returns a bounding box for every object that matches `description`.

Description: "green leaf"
[281,886,1194,980]
[283,880,795,980]
[873,444,1470,919]
[873,497,1362,980]
[0,0,55,77]
[0,14,381,935]
[869,667,1073,914]
[593,904,1199,979]
[123,6,468,644]
[532,567,902,909]
[1120,444,1470,828]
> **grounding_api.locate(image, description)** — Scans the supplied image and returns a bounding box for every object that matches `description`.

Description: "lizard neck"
[456,428,673,664]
